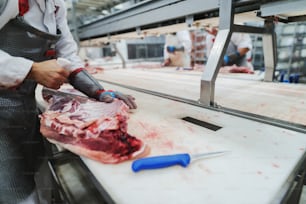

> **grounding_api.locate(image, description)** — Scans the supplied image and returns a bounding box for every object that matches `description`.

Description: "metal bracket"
[186,15,194,27]
[262,19,277,82]
[199,0,277,106]
[199,0,234,106]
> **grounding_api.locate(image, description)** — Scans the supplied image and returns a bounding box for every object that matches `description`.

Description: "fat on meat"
[40,94,149,164]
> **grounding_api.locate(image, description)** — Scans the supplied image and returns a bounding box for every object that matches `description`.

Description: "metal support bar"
[260,0,306,17]
[186,15,194,27]
[199,0,234,106]
[112,43,126,68]
[232,24,266,34]
[78,0,220,40]
[199,1,280,105]
[234,20,277,82]
[286,15,306,23]
[262,19,277,82]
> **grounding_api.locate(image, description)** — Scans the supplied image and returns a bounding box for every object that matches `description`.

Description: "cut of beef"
[220,65,254,74]
[40,92,149,164]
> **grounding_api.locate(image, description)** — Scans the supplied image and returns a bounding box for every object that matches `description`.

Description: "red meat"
[40,94,149,164]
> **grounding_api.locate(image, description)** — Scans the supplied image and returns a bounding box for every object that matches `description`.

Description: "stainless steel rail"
[78,0,260,40]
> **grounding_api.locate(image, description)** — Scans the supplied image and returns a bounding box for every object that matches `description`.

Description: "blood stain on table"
[272,163,280,168]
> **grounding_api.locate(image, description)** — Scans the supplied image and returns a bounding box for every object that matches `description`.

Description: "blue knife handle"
[132,153,191,172]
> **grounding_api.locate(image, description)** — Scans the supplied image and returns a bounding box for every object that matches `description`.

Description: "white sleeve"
[54,0,84,70]
[177,30,192,53]
[164,34,174,59]
[0,50,33,88]
[0,0,18,29]
[0,0,33,88]
[231,33,252,51]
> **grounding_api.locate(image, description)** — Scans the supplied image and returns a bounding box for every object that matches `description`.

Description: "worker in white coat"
[162,30,192,68]
[206,26,253,70]
[0,0,136,203]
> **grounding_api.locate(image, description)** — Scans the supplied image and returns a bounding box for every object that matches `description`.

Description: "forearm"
[68,69,104,100]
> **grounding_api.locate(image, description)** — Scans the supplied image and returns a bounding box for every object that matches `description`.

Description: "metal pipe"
[199,0,234,106]
[262,19,277,82]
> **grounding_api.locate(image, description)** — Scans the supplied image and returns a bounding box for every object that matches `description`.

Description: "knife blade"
[131,150,230,172]
[42,87,89,103]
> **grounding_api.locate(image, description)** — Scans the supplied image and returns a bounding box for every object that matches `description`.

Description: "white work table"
[45,82,305,204]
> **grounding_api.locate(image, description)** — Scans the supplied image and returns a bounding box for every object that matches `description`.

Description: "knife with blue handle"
[132,150,229,172]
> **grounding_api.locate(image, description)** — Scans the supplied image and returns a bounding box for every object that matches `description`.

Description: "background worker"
[162,30,193,69]
[205,26,253,70]
[0,0,136,203]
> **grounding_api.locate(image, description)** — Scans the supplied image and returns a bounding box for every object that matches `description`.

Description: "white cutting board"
[73,84,306,204]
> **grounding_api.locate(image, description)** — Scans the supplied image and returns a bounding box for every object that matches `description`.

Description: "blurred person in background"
[205,26,254,71]
[162,30,193,69]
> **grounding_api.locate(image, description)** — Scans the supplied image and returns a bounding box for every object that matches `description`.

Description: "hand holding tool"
[132,151,229,172]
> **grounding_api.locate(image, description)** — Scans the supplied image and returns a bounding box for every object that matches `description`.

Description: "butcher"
[0,0,136,203]
[162,30,193,69]
[206,26,254,70]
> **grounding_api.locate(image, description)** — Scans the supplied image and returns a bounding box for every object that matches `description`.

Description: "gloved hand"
[99,90,137,109]
[68,68,137,109]
[166,46,185,53]
[166,46,176,53]
[223,51,241,66]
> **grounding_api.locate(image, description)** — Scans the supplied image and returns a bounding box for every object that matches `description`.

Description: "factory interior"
[2,0,306,204]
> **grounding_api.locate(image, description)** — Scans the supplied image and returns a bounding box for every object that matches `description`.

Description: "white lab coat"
[163,30,192,67]
[0,0,83,88]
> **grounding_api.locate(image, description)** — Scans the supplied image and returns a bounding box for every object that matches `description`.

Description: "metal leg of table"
[262,19,277,82]
[199,0,234,106]
[200,29,232,106]
[199,0,278,106]
[282,159,306,204]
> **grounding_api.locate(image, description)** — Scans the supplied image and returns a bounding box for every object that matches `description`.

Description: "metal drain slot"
[182,117,222,131]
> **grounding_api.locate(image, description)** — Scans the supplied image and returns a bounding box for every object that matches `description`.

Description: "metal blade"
[190,150,230,162]
[43,87,89,103]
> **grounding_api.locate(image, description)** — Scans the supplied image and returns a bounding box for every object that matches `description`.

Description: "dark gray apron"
[0,16,61,203]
